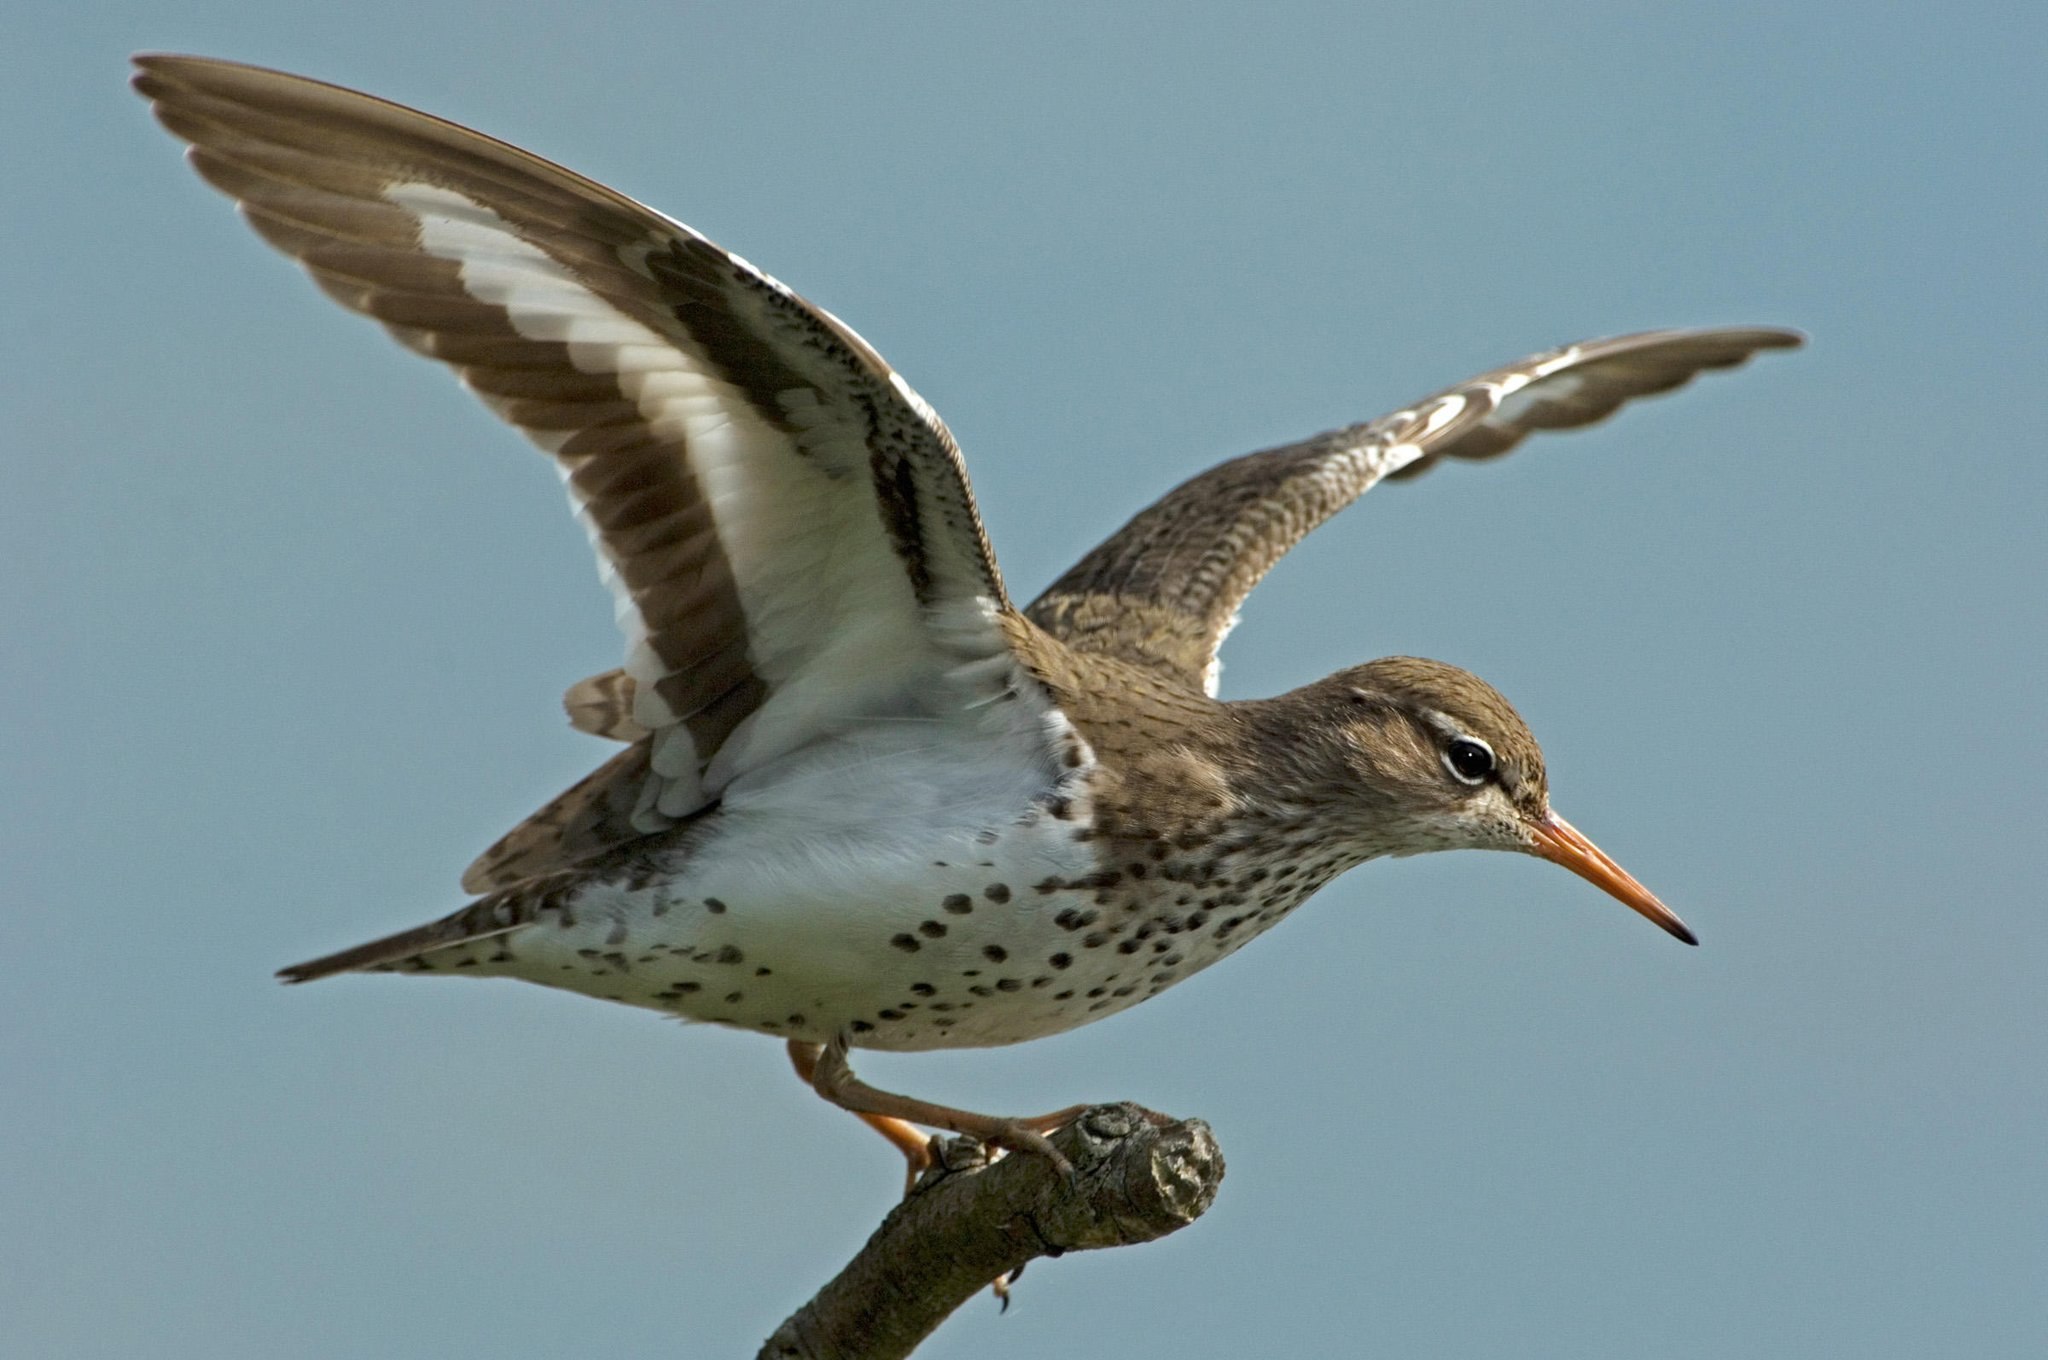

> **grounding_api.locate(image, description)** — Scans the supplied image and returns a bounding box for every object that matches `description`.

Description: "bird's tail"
[278,914,521,984]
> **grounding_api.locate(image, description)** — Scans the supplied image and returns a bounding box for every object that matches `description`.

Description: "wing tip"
[1700,324,1807,357]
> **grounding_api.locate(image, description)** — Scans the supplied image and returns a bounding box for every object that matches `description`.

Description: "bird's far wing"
[135,56,1039,891]
[1026,327,1802,694]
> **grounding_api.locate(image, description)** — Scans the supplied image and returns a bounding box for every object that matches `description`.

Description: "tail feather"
[278,918,520,984]
[281,859,586,984]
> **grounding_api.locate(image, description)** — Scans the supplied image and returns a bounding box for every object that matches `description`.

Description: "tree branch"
[760,1104,1225,1360]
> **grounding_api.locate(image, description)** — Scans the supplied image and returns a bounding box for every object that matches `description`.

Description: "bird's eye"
[1442,736,1495,785]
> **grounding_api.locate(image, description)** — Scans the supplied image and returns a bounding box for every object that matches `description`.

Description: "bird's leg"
[803,1033,1094,1176]
[787,1039,935,1195]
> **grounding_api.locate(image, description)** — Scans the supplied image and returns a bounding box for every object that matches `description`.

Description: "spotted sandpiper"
[136,55,1799,1176]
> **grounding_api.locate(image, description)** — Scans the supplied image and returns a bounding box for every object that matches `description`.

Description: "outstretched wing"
[1027,327,1802,693]
[136,56,1044,890]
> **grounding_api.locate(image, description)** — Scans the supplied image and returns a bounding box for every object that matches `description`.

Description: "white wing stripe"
[389,181,738,816]
[387,179,1019,805]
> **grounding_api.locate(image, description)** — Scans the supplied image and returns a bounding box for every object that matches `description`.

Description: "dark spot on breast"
[919,920,948,938]
[969,985,993,998]
[984,884,1011,904]
[1054,989,1075,1000]
[724,991,744,1004]
[910,982,935,997]
[995,978,1021,992]
[982,944,1008,963]
[713,945,744,965]
[849,1020,874,1033]
[704,898,728,914]
[891,933,921,953]
[878,1009,903,1021]
[942,894,973,915]
[1049,953,1072,969]
[787,1013,806,1027]
[1083,932,1110,949]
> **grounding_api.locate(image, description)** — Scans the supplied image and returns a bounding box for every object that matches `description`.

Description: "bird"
[135,54,1799,1181]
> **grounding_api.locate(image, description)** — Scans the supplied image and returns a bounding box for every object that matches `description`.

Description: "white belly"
[418,724,1334,1049]
[489,799,1127,1048]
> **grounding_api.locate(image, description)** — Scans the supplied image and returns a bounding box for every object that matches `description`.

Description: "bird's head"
[1268,655,1695,944]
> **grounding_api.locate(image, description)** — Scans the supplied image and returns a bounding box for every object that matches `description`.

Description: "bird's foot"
[800,1034,1095,1178]
[787,1039,936,1195]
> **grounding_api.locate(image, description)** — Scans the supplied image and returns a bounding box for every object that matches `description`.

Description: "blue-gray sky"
[8,3,2043,1357]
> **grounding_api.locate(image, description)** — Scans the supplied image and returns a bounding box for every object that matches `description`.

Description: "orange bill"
[1529,813,1697,945]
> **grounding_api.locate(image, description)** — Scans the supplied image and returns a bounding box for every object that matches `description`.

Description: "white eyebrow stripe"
[1418,708,1481,742]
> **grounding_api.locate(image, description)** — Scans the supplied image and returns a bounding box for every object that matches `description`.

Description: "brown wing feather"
[136,56,1015,893]
[1028,327,1801,691]
[460,744,663,894]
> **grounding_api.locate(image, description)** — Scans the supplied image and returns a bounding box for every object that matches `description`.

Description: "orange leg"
[788,1035,1106,1306]
[793,1034,1092,1175]
[787,1039,936,1195]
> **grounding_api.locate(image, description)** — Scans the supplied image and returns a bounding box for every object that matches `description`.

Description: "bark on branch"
[760,1104,1225,1360]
